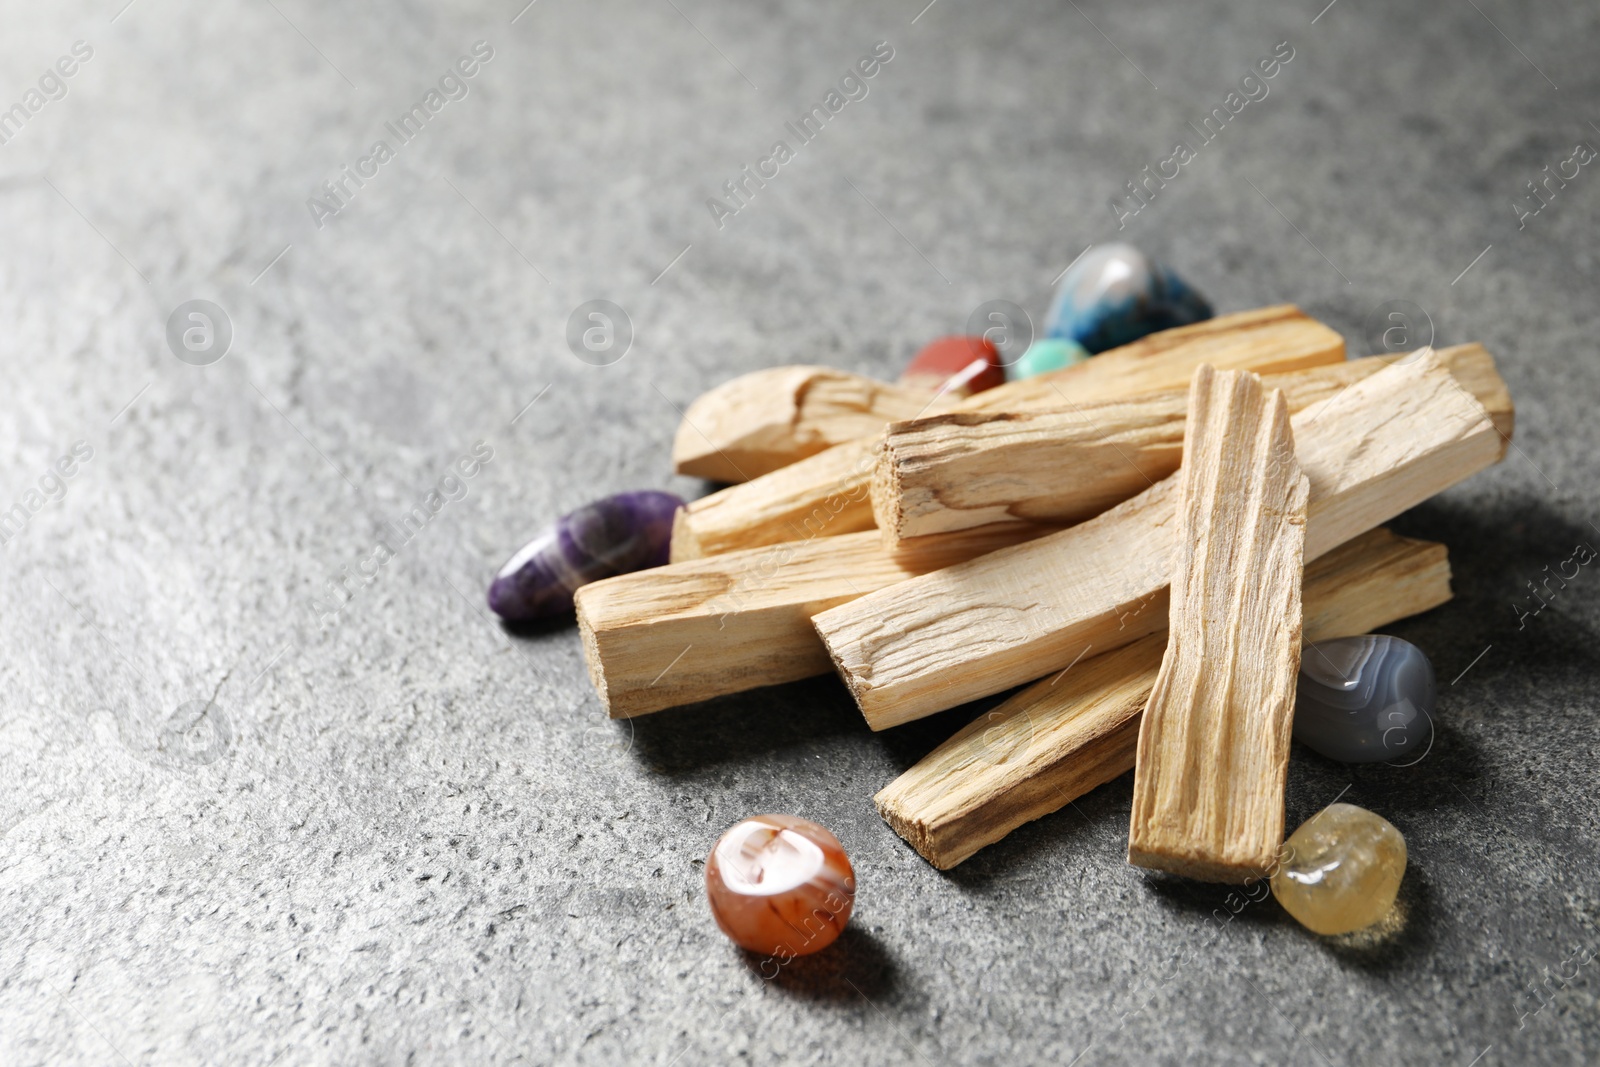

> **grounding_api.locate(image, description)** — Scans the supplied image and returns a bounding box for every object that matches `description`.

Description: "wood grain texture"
[575,524,1052,718]
[1124,367,1308,882]
[814,351,1507,730]
[874,344,1511,547]
[955,305,1344,416]
[669,438,879,562]
[669,306,1344,560]
[874,529,1451,870]
[671,366,958,482]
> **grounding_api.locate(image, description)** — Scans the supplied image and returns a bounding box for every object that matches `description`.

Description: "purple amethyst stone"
[487,490,683,621]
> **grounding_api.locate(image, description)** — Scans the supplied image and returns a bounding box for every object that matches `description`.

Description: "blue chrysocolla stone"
[487,490,683,621]
[1294,636,1436,763]
[1044,243,1213,354]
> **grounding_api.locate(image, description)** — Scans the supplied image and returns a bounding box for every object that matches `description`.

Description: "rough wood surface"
[670,438,879,561]
[1124,367,1308,882]
[874,529,1451,869]
[874,344,1510,547]
[954,304,1344,414]
[814,351,1507,730]
[671,366,958,482]
[671,305,1340,486]
[671,306,1344,559]
[576,524,1051,718]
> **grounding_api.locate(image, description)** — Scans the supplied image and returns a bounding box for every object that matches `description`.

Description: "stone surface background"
[0,0,1596,1063]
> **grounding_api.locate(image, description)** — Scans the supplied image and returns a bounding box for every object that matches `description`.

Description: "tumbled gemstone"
[898,336,1004,396]
[1044,243,1212,354]
[486,490,682,621]
[706,814,855,957]
[1272,803,1406,935]
[1295,635,1435,763]
[1007,338,1090,381]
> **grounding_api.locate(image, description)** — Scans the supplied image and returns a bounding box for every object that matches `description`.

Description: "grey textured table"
[2,0,1596,1063]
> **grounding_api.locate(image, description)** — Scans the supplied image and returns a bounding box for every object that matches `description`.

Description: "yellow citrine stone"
[1271,803,1406,935]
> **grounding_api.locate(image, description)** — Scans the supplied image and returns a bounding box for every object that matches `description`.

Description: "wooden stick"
[671,437,880,562]
[874,344,1510,548]
[813,351,1506,730]
[874,528,1450,869]
[672,367,960,482]
[575,523,1052,719]
[1124,367,1308,882]
[670,305,1338,486]
[671,306,1344,560]
[957,305,1342,416]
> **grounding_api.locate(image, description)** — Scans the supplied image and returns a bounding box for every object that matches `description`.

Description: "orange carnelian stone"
[898,336,1005,395]
[705,814,856,957]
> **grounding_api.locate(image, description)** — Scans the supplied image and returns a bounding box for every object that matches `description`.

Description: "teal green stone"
[1008,338,1090,381]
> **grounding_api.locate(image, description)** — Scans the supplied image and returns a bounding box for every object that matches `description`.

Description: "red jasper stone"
[705,814,856,957]
[898,335,1004,396]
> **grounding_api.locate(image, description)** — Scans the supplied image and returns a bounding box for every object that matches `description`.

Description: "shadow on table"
[1385,491,1600,659]
[1318,869,1436,971]
[622,675,874,774]
[623,672,1016,777]
[1135,861,1436,974]
[499,614,581,641]
[738,926,900,1003]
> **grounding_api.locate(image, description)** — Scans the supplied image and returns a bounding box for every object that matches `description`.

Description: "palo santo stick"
[875,344,1510,547]
[670,305,1338,486]
[814,351,1506,730]
[575,523,1051,719]
[874,528,1450,870]
[1270,344,1514,440]
[672,367,961,482]
[956,305,1341,416]
[671,437,881,562]
[1124,367,1309,882]
[671,306,1344,560]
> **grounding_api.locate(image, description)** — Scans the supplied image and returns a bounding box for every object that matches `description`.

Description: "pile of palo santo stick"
[575,305,1513,879]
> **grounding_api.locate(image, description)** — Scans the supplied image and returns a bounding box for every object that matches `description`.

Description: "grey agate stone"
[1294,636,1436,763]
